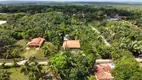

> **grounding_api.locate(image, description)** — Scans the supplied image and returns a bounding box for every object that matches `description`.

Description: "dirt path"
[0,60,48,66]
[91,27,111,46]
[0,58,142,66]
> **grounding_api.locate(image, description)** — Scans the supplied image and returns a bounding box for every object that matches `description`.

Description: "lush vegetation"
[49,51,96,80]
[0,3,142,80]
[111,49,142,80]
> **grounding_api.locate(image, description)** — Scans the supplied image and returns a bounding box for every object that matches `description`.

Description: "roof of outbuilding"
[62,40,80,49]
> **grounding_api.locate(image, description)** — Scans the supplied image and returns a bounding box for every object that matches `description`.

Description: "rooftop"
[95,64,113,80]
[62,40,80,49]
[27,37,45,47]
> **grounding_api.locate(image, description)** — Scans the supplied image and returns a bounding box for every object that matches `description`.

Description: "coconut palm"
[0,70,11,80]
[20,61,44,80]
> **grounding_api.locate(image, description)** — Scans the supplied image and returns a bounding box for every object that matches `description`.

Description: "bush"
[111,49,142,80]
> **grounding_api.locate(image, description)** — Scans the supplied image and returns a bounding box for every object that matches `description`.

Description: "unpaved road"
[91,27,111,46]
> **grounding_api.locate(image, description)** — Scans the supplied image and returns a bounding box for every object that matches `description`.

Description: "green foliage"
[0,62,6,69]
[111,49,142,80]
[12,59,19,67]
[49,51,96,80]
[1,5,141,59]
[0,4,142,80]
[94,20,142,55]
[112,57,142,80]
[49,53,67,75]
[0,70,11,80]
[88,75,96,80]
[96,45,112,59]
[20,61,44,80]
[106,21,118,27]
[0,36,23,59]
[111,49,133,63]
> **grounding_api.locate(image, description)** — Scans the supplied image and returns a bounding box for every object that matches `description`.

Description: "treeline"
[0,5,47,13]
[0,5,142,26]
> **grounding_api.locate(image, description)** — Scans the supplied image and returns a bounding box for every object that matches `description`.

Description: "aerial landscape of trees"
[0,2,142,80]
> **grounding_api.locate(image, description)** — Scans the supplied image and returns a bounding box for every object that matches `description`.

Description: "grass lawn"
[16,39,45,59]
[23,42,57,59]
[24,48,45,59]
[16,39,57,59]
[16,39,28,48]
[4,66,49,80]
[4,67,28,80]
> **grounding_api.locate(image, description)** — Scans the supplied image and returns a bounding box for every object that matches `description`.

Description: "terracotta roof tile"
[100,64,112,73]
[27,37,45,47]
[95,64,113,80]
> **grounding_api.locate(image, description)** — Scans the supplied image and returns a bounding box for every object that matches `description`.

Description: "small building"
[95,64,113,80]
[62,40,80,50]
[27,37,45,47]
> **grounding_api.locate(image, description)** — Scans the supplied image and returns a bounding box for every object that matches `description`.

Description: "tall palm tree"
[20,61,44,80]
[0,70,11,80]
[20,61,30,75]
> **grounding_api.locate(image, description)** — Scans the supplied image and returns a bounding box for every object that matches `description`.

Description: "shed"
[62,40,80,49]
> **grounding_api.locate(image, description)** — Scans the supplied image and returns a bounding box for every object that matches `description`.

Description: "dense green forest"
[0,4,142,80]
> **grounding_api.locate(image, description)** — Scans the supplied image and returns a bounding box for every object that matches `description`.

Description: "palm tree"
[0,70,11,80]
[20,61,44,80]
[42,47,50,57]
[129,41,142,55]
[20,61,30,75]
[0,62,6,69]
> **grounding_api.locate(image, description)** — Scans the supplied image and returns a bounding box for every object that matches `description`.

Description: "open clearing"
[24,48,44,59]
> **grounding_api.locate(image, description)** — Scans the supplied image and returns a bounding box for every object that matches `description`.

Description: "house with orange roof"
[62,40,80,50]
[95,64,113,80]
[27,37,45,47]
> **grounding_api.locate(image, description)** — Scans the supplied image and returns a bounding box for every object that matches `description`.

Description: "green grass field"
[4,66,49,80]
[4,67,28,80]
[24,48,45,59]
[16,39,28,48]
